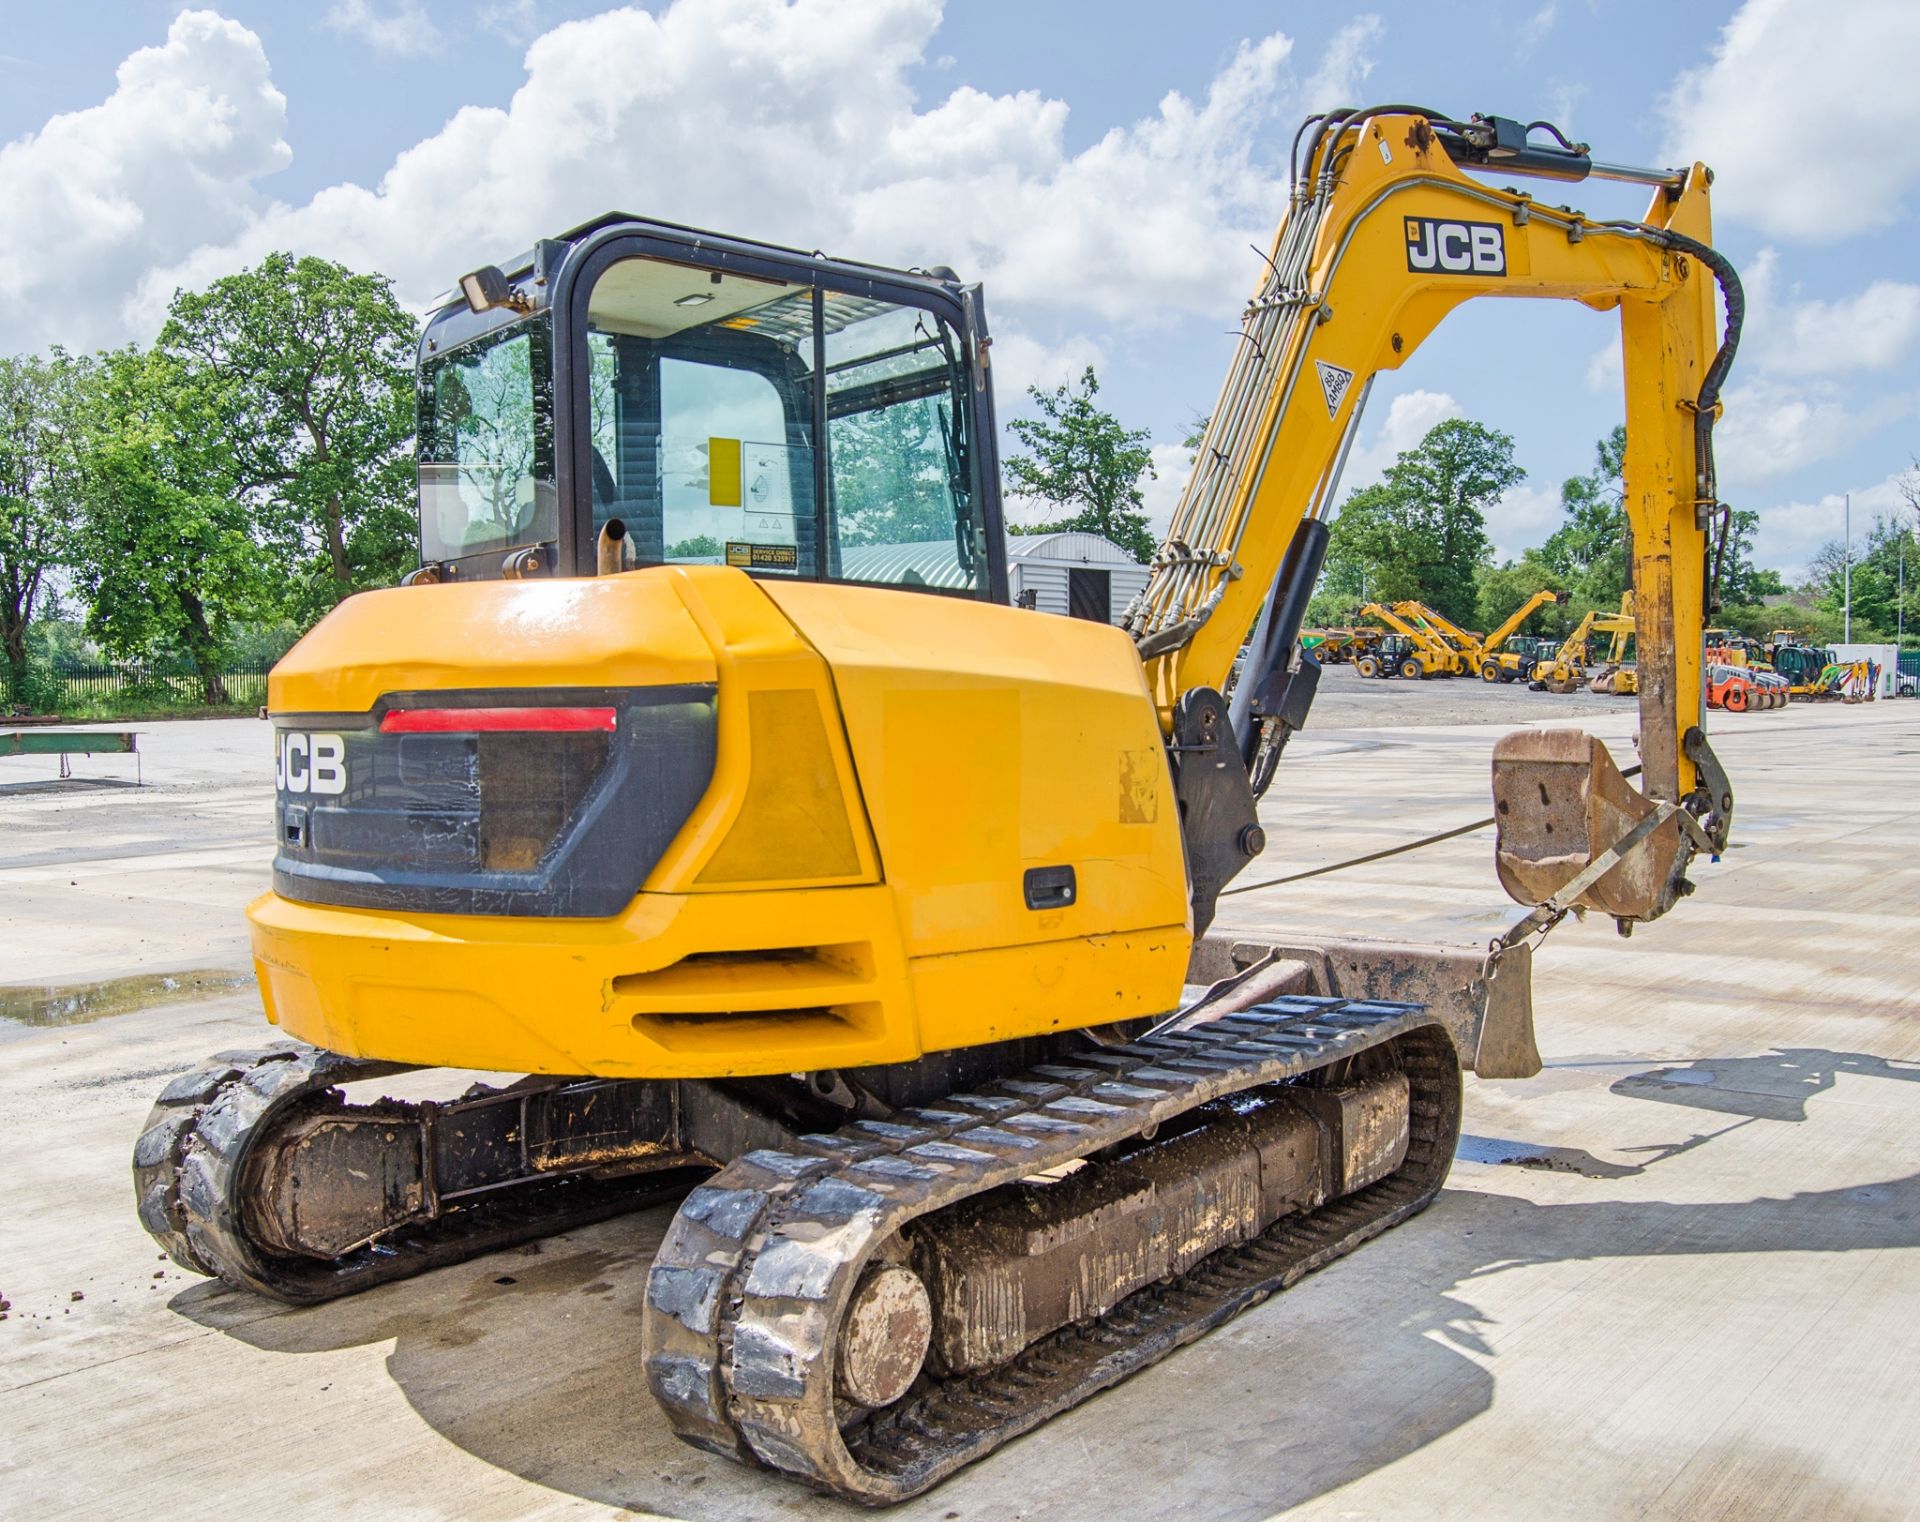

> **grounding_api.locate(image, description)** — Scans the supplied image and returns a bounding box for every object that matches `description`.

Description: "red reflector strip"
[379,706,618,734]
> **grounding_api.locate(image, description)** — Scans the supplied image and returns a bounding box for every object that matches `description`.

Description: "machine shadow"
[168,1048,1920,1522]
[1611,1047,1920,1124]
[0,774,141,796]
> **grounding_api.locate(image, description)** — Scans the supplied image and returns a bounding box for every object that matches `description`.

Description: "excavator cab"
[412,215,1008,600]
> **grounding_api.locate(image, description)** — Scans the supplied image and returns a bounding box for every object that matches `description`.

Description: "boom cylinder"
[1231,517,1330,765]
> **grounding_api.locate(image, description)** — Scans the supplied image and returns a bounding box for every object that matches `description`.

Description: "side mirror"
[459,266,530,314]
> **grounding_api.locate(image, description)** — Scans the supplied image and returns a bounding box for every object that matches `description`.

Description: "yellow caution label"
[709,437,742,507]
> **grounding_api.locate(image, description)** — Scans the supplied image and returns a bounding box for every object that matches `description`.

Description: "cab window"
[583,255,983,594]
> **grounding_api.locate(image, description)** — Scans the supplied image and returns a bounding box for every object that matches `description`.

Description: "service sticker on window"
[726,541,798,570]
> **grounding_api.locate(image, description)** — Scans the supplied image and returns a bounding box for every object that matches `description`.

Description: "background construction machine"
[1531,599,1636,693]
[1764,630,1835,696]
[1586,592,1639,695]
[1300,625,1383,664]
[1357,600,1470,677]
[1476,589,1571,681]
[134,108,1742,1503]
[1379,593,1568,684]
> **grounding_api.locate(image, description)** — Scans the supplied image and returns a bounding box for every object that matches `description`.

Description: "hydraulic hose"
[1646,226,1744,604]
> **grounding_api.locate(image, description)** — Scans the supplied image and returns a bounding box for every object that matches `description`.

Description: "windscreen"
[417,317,556,562]
[585,256,984,595]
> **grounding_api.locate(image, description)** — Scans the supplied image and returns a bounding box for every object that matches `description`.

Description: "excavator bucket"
[1490,729,1685,923]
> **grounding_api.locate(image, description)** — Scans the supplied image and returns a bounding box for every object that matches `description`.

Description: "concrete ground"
[2,680,1916,1521]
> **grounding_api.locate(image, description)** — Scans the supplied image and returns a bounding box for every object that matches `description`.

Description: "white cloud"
[480,0,546,47]
[1716,377,1920,489]
[323,0,446,59]
[1585,334,1621,395]
[1139,441,1194,540]
[1658,0,1920,240]
[1748,472,1916,581]
[1300,16,1384,110]
[0,0,1382,353]
[1340,388,1463,493]
[1741,248,1920,376]
[1486,483,1562,560]
[1515,3,1558,61]
[1545,80,1588,135]
[1774,281,1920,373]
[0,10,290,354]
[987,330,1104,406]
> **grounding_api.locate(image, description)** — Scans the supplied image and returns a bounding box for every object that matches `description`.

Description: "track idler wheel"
[837,1264,933,1409]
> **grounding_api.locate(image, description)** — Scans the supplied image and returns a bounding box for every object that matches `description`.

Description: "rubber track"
[642,995,1462,1504]
[132,1044,697,1304]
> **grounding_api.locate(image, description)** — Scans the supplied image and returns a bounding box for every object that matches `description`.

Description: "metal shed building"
[833,532,1149,625]
[1005,532,1151,625]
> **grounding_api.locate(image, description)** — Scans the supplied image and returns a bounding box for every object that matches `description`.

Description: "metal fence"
[2,659,275,712]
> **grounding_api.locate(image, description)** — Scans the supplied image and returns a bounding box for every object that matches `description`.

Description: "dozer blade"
[1490,728,1691,924]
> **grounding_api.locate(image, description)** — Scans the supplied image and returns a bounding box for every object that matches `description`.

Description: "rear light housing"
[272,687,717,917]
[379,705,618,735]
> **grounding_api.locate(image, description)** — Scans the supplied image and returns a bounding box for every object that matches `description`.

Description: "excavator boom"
[1128,108,1739,927]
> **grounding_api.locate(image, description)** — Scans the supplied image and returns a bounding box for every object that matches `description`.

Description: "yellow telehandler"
[1355,600,1469,677]
[1475,588,1571,681]
[135,108,1741,1503]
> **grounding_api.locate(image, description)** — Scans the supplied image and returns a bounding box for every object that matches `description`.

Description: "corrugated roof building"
[833,532,1148,624]
[1004,532,1150,625]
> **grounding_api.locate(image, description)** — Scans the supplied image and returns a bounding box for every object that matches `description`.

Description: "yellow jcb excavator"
[1381,593,1569,683]
[1531,598,1638,693]
[1587,591,1640,694]
[134,108,1741,1503]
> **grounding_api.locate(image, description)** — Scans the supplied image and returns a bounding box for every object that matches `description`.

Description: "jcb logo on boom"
[1404,217,1506,275]
[276,731,348,795]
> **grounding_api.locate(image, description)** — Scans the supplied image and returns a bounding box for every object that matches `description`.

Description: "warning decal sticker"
[1315,359,1355,419]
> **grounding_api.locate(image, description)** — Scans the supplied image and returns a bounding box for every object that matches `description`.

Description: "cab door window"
[582,253,982,595]
[586,260,816,574]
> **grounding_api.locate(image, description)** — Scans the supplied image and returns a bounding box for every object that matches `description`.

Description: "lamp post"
[1843,490,1852,644]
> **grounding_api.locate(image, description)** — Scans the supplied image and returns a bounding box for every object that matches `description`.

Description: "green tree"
[1319,417,1520,625]
[831,401,960,547]
[1474,553,1573,640]
[1717,508,1787,611]
[1536,426,1784,620]
[667,533,724,558]
[158,252,418,623]
[70,349,266,704]
[0,349,90,702]
[1004,366,1156,562]
[1182,412,1211,468]
[1806,506,1919,643]
[1538,425,1628,608]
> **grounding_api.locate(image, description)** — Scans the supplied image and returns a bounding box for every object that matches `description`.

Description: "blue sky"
[1,0,1915,576]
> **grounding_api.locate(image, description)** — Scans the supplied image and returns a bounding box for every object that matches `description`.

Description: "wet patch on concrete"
[0,968,253,1028]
